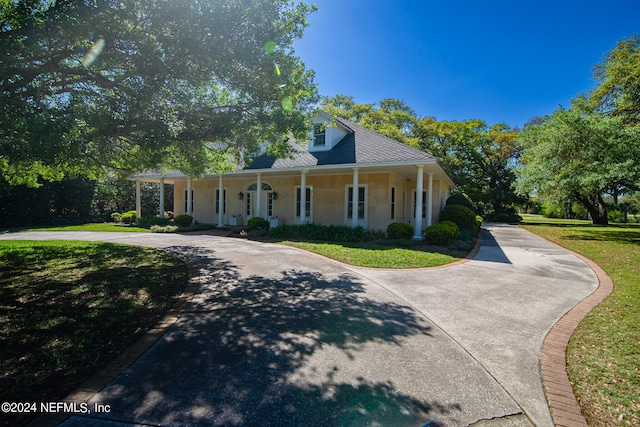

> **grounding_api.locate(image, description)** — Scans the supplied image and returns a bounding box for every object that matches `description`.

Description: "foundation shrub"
[440,204,477,229]
[425,221,458,245]
[446,193,475,211]
[173,214,193,227]
[247,216,269,231]
[387,222,414,240]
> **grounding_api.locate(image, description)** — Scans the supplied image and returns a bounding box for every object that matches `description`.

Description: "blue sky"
[293,0,640,128]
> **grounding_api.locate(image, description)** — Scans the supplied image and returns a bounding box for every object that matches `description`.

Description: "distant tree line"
[0,175,172,227]
[321,96,527,219]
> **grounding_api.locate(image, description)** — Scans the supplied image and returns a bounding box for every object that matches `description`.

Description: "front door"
[245,182,274,220]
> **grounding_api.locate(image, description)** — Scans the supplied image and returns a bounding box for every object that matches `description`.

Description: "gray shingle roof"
[245,117,435,170]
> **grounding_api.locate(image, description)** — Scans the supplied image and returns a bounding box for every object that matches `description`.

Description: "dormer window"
[313,123,326,147]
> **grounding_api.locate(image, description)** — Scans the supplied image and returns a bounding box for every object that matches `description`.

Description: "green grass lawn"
[282,241,463,268]
[2,223,150,233]
[520,214,639,426]
[0,240,188,426]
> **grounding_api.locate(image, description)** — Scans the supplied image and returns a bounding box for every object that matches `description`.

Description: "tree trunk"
[576,194,609,225]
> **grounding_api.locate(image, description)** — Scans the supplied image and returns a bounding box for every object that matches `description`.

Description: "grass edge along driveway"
[521,215,639,427]
[0,240,188,427]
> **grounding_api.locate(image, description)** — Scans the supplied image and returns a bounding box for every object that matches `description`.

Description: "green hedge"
[424,221,459,245]
[440,204,477,229]
[269,223,377,243]
[387,222,414,240]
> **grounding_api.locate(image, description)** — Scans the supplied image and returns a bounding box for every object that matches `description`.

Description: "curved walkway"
[1,224,600,427]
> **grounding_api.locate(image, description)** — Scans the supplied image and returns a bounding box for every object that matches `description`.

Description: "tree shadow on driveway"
[72,245,462,427]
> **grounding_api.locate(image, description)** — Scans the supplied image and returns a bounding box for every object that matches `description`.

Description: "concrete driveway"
[1,224,598,426]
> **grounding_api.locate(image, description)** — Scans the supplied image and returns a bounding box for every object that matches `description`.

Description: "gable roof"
[245,117,435,170]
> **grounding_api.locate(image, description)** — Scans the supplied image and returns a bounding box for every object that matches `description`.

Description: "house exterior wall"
[172,171,451,231]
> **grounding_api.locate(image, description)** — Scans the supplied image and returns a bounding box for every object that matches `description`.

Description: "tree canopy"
[516,106,640,224]
[591,34,640,124]
[1,0,318,186]
[516,35,640,224]
[322,95,524,215]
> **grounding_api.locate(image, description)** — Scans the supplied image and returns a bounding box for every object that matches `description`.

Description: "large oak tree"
[1,0,318,186]
[515,36,640,224]
[321,95,525,215]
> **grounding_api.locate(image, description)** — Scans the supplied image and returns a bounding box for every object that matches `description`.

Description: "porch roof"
[131,117,455,187]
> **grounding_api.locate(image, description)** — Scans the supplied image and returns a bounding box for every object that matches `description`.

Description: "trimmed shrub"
[111,212,123,222]
[440,204,476,229]
[136,216,172,229]
[387,222,414,240]
[173,214,193,227]
[120,210,137,224]
[425,221,458,246]
[475,215,484,229]
[247,216,269,231]
[150,225,179,233]
[446,194,474,211]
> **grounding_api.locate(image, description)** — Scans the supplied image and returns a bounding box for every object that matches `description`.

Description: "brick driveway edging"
[538,239,614,427]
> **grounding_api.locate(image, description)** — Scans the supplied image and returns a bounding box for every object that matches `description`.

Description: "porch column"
[352,168,359,228]
[217,174,224,228]
[255,172,262,218]
[427,172,433,227]
[300,170,307,224]
[159,177,165,219]
[135,181,141,218]
[414,166,424,240]
[186,177,192,216]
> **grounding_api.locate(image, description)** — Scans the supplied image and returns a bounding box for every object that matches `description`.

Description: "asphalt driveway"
[1,224,598,426]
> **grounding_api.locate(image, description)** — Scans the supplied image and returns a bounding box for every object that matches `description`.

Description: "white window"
[391,187,396,220]
[345,185,368,226]
[215,189,227,215]
[295,186,312,221]
[313,123,326,147]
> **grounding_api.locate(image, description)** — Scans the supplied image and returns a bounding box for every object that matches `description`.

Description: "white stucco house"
[130,112,455,240]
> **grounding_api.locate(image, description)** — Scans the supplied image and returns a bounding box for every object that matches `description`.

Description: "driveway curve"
[1,224,598,427]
